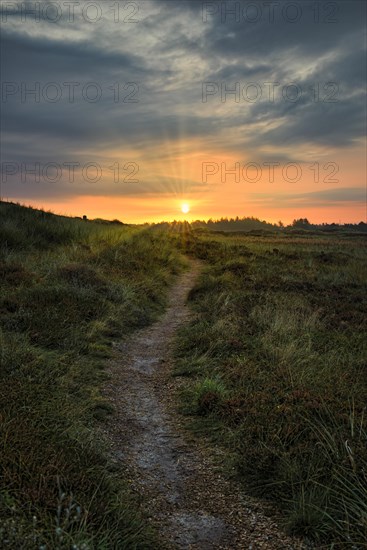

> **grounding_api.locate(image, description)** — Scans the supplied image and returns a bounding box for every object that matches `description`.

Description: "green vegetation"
[2,203,366,548]
[0,202,185,548]
[174,230,367,547]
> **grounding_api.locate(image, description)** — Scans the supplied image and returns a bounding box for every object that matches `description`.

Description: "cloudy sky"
[1,0,366,223]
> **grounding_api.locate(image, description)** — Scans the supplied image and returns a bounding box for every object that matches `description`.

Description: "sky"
[1,0,366,224]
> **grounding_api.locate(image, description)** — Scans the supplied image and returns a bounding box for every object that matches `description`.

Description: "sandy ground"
[103,259,307,549]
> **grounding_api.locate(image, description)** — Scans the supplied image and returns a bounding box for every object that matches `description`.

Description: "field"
[174,229,367,546]
[0,202,366,548]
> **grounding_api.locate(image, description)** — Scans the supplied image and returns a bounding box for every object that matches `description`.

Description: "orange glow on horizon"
[4,194,365,226]
[4,136,365,226]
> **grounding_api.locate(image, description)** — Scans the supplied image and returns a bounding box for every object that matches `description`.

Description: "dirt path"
[103,259,306,549]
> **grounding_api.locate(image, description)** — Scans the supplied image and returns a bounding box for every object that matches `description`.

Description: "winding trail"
[103,260,305,549]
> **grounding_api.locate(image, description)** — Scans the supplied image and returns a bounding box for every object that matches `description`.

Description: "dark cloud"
[0,29,160,81]
[1,0,366,203]
[254,98,366,147]
[168,0,366,58]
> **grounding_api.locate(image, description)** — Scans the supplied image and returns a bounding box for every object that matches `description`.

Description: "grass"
[173,230,367,547]
[2,205,366,547]
[0,201,185,548]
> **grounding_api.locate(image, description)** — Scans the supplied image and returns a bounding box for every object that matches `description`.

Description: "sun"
[181,203,190,214]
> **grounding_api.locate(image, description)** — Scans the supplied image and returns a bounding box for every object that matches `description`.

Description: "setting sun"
[181,203,190,214]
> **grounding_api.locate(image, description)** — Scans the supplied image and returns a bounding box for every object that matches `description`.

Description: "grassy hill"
[0,201,185,548]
